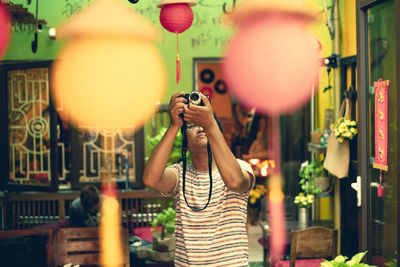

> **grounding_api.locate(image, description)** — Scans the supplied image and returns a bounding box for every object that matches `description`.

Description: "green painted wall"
[4,0,232,103]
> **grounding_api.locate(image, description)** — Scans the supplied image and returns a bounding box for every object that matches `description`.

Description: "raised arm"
[142,92,186,194]
[183,94,253,193]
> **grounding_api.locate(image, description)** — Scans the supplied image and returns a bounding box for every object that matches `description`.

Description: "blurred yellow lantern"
[52,0,166,131]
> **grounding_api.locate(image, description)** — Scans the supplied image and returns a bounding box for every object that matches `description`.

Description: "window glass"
[367,0,397,263]
[8,67,51,185]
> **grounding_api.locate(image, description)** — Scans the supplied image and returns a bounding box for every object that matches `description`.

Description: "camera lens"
[189,92,202,105]
[190,92,199,101]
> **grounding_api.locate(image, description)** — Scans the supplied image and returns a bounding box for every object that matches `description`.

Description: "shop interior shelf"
[307,143,327,154]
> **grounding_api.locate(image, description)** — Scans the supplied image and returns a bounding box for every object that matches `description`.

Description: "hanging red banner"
[373,79,389,171]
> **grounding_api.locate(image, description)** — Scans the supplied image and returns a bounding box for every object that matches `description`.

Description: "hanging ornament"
[100,181,123,267]
[373,79,389,198]
[222,0,320,115]
[0,2,11,58]
[52,0,166,131]
[222,0,319,264]
[158,0,196,84]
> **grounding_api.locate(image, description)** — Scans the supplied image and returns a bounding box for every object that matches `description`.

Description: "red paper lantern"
[160,3,193,33]
[0,2,11,58]
[158,0,196,84]
[223,1,320,115]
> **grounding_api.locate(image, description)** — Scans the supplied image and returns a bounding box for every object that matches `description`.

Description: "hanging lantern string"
[176,33,181,84]
[268,115,286,264]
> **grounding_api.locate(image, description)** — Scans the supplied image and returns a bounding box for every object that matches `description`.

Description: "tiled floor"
[247,223,264,263]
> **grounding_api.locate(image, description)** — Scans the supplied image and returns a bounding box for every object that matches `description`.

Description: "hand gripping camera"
[179,91,205,121]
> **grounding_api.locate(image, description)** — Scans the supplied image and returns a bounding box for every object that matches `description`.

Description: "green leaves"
[165,221,175,234]
[384,251,397,267]
[298,160,327,195]
[165,207,175,221]
[346,251,368,266]
[322,251,377,267]
[146,126,191,166]
[151,207,176,235]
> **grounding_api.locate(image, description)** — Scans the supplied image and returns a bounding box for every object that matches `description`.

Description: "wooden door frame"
[356,0,400,261]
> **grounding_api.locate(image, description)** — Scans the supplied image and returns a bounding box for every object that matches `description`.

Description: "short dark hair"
[80,185,100,211]
[181,114,223,134]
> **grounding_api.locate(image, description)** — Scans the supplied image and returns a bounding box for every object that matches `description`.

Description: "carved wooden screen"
[3,61,61,190]
[1,61,145,191]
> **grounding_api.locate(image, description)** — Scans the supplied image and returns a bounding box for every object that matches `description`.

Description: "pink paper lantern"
[159,3,193,33]
[223,13,320,115]
[0,3,11,58]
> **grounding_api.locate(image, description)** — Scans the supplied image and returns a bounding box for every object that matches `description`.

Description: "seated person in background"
[69,185,101,227]
[243,130,269,163]
[248,130,268,156]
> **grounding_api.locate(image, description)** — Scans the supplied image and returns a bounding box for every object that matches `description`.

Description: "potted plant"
[151,207,175,240]
[331,117,358,143]
[137,207,176,262]
[248,184,267,224]
[321,251,377,267]
[299,160,331,193]
[151,207,176,250]
[293,192,314,228]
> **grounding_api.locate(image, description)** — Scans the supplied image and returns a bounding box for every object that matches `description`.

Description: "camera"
[180,91,204,106]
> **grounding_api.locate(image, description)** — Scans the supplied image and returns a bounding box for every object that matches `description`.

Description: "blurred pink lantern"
[0,2,11,58]
[223,0,320,115]
[223,0,320,264]
[158,0,196,84]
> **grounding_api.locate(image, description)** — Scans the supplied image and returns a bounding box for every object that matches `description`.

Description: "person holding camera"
[143,91,255,266]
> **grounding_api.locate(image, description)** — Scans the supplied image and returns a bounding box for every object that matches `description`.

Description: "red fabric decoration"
[159,3,193,33]
[373,79,389,171]
[373,79,389,198]
[176,33,181,84]
[0,3,11,58]
[176,52,181,84]
[133,226,162,243]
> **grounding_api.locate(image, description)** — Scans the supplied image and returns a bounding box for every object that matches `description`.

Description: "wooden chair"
[274,226,338,267]
[54,227,130,267]
[0,228,54,267]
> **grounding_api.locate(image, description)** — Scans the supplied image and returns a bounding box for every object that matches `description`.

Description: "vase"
[298,207,310,229]
[152,232,175,252]
[310,131,323,144]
